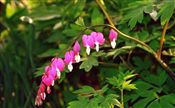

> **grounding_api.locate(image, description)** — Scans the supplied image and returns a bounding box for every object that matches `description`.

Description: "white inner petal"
[95,42,99,52]
[111,39,116,49]
[75,54,80,63]
[56,68,61,78]
[40,92,46,100]
[47,86,50,94]
[68,62,73,72]
[86,45,91,55]
[43,93,46,100]
[51,80,54,86]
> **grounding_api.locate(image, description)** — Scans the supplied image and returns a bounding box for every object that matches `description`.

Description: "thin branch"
[157,21,169,59]
[120,89,124,108]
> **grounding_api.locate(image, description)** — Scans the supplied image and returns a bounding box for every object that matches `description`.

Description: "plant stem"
[95,0,115,27]
[120,89,124,108]
[157,21,169,59]
[96,0,175,82]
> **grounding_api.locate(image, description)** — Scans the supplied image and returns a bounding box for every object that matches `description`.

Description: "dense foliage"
[0,0,175,108]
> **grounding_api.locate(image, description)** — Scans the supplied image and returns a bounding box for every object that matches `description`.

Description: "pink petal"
[109,29,118,42]
[90,32,97,41]
[35,95,42,106]
[82,35,88,47]
[47,86,51,94]
[44,66,49,72]
[44,65,56,79]
[51,58,65,71]
[42,75,54,86]
[69,50,75,60]
[96,32,105,45]
[39,83,45,92]
[73,41,80,54]
[87,35,95,48]
[64,51,71,65]
[64,50,74,65]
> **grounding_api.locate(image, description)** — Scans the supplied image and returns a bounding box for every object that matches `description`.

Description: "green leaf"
[66,0,86,19]
[75,17,85,27]
[74,86,96,94]
[137,30,149,42]
[34,63,49,77]
[80,56,99,72]
[107,77,119,87]
[122,1,154,29]
[34,66,45,77]
[149,40,160,51]
[101,85,109,93]
[160,93,175,104]
[6,3,16,18]
[63,91,77,103]
[128,8,144,29]
[133,97,155,108]
[144,67,168,87]
[100,67,118,78]
[135,80,152,90]
[38,49,58,58]
[91,7,104,25]
[160,99,175,108]
[63,25,82,37]
[87,100,99,108]
[68,97,89,108]
[132,57,151,71]
[122,80,137,90]
[158,1,175,25]
[100,94,120,108]
[137,90,155,98]
[91,7,104,31]
[147,100,161,108]
[124,74,137,80]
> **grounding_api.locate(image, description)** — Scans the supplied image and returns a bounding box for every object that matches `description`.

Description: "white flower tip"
[51,80,54,86]
[43,93,46,100]
[75,54,80,63]
[56,68,61,78]
[95,43,99,52]
[86,46,90,55]
[40,93,46,100]
[68,63,73,72]
[111,39,116,49]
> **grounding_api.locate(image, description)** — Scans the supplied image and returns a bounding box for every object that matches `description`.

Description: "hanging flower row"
[35,29,118,106]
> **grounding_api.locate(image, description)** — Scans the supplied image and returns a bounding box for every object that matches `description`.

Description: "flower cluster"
[82,32,105,55]
[35,29,118,106]
[35,58,65,106]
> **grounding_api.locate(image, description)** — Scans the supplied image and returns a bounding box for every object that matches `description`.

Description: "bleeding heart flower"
[35,57,65,106]
[51,57,65,77]
[64,50,75,72]
[44,66,55,80]
[109,29,118,49]
[91,32,105,52]
[35,83,46,106]
[73,41,81,63]
[39,83,46,100]
[82,34,95,55]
